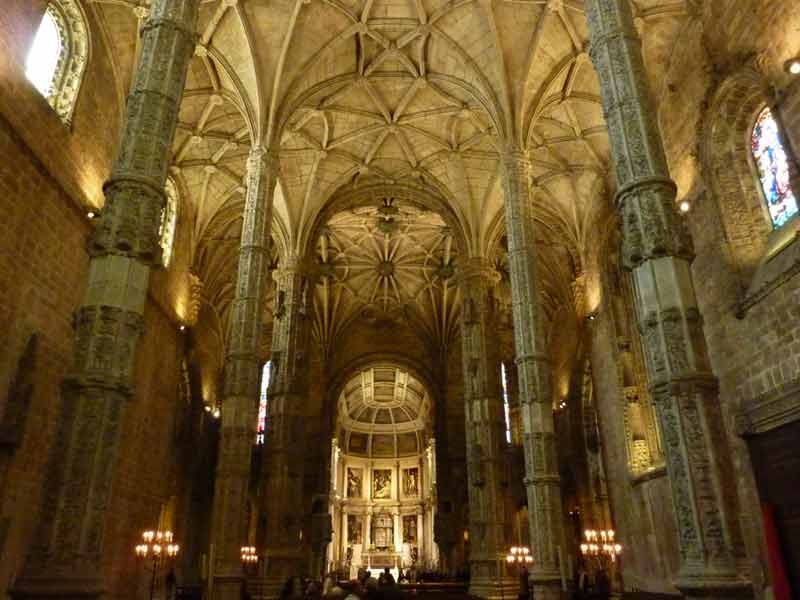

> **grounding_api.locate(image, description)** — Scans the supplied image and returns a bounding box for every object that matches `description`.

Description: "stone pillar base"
[253,575,285,600]
[531,581,563,600]
[468,576,517,600]
[212,574,244,600]
[675,572,754,599]
[10,575,105,600]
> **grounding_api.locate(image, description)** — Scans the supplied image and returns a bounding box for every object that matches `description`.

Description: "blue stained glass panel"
[751,107,798,229]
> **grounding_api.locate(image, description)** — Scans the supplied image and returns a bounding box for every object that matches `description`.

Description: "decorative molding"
[736,230,800,318]
[630,465,667,487]
[735,377,800,437]
[46,0,91,126]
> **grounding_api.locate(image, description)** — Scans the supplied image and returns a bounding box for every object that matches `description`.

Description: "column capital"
[501,149,531,175]
[247,146,280,175]
[455,257,500,286]
[272,255,314,284]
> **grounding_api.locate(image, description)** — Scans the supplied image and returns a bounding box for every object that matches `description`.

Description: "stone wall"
[589,301,680,594]
[582,3,800,596]
[0,3,212,597]
[0,112,91,596]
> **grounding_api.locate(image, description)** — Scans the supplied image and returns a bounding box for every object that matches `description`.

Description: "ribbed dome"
[338,365,430,458]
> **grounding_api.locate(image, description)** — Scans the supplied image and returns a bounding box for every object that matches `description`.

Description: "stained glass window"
[751,107,798,229]
[501,362,511,444]
[256,361,272,445]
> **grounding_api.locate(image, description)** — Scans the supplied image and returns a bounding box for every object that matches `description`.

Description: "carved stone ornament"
[70,305,145,393]
[44,0,90,126]
[91,179,166,264]
[618,179,694,269]
[735,377,800,436]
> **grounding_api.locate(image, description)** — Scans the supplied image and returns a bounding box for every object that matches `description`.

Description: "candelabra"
[579,529,621,562]
[135,530,179,600]
[506,546,534,565]
[504,547,533,600]
[241,546,259,575]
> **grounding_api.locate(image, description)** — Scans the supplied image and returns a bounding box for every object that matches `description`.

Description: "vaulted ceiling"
[337,364,431,457]
[87,0,692,352]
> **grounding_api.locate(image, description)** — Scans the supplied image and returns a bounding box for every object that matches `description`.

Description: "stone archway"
[327,363,438,580]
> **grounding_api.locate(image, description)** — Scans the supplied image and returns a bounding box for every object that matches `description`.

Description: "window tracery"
[159,178,178,267]
[25,0,89,126]
[751,107,798,229]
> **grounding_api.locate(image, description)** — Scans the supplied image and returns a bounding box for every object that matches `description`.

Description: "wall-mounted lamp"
[679,200,691,213]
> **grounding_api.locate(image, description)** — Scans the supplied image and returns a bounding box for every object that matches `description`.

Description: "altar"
[326,410,440,578]
[371,513,394,550]
[362,549,401,570]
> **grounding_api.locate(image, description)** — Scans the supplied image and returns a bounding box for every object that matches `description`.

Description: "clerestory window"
[160,178,179,267]
[500,362,511,444]
[25,1,89,126]
[256,361,273,445]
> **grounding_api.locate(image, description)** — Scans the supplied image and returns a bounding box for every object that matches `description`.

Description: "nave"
[1,0,800,599]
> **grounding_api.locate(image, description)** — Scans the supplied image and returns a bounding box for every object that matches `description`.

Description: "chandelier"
[580,529,622,561]
[506,546,533,565]
[241,546,258,564]
[134,530,179,600]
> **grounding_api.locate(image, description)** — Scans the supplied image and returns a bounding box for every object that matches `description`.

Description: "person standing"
[518,565,531,600]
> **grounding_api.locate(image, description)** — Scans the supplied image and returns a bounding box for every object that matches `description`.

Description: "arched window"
[751,107,798,229]
[256,361,273,445]
[500,362,511,444]
[25,1,89,126]
[160,179,179,267]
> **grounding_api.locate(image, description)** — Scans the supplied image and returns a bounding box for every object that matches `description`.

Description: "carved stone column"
[584,1,751,596]
[210,148,278,599]
[501,154,564,600]
[10,3,198,598]
[260,257,311,587]
[457,259,514,600]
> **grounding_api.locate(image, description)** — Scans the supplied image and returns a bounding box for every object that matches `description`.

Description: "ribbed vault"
[87,0,692,363]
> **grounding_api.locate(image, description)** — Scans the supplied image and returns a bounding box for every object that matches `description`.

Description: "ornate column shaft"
[457,259,514,600]
[211,148,278,600]
[260,257,311,584]
[584,1,751,596]
[11,3,198,598]
[501,154,563,600]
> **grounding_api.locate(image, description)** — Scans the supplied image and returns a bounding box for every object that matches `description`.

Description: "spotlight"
[785,58,800,75]
[204,405,211,413]
[179,325,186,331]
[87,211,96,219]
[213,408,221,419]
[679,200,691,213]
